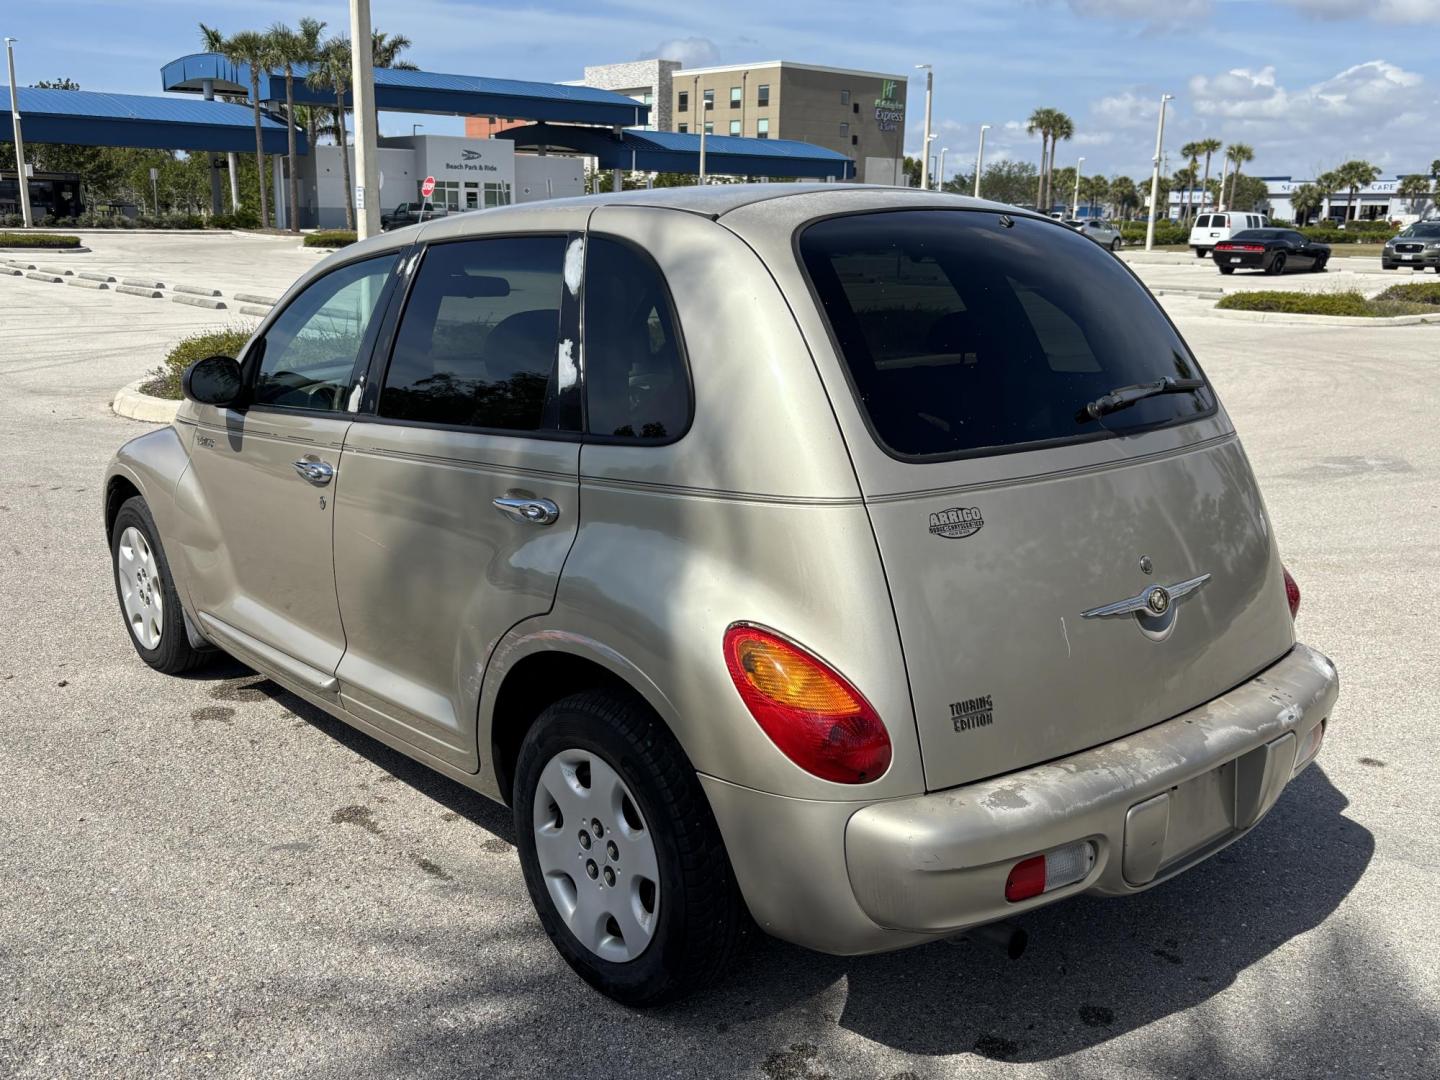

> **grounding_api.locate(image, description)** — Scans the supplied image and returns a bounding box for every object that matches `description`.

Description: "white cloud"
[1189,60,1425,124]
[651,37,721,67]
[1092,91,1163,129]
[1278,0,1440,23]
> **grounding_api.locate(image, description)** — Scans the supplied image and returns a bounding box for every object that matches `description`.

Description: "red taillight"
[1283,566,1301,620]
[723,624,891,784]
[1005,856,1047,902]
[1218,243,1264,252]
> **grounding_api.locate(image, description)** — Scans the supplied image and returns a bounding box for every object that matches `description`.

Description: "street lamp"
[974,123,990,198]
[693,75,708,184]
[1145,93,1174,252]
[412,123,424,137]
[4,37,33,228]
[1072,156,1085,217]
[937,147,948,191]
[348,0,382,238]
[915,64,933,191]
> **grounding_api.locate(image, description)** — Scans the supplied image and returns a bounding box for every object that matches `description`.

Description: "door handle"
[292,459,335,485]
[492,495,560,526]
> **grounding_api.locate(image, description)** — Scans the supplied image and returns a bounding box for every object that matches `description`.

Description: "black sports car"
[1213,229,1330,275]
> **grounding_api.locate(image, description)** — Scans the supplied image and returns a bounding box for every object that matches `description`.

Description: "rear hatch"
[796,208,1296,791]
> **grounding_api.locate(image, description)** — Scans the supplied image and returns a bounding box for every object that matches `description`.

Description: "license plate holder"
[1229,257,1241,264]
[1402,254,1415,261]
[1159,760,1236,871]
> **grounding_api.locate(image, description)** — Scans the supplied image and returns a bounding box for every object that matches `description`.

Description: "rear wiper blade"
[1077,376,1206,422]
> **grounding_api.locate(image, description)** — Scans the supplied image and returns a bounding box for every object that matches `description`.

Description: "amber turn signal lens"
[723,624,891,784]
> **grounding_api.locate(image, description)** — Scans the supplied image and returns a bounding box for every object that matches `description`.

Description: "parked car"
[1381,221,1440,271]
[380,201,446,231]
[1064,218,1123,251]
[1189,211,1269,257]
[1213,229,1331,275]
[104,186,1337,1005]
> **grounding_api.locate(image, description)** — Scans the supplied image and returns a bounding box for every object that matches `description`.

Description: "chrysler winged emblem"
[1081,574,1210,620]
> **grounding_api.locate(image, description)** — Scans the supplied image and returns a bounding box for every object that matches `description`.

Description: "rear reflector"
[1283,566,1301,619]
[1293,720,1325,774]
[1005,841,1097,902]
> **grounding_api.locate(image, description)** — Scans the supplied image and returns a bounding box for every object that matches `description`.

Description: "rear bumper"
[1215,252,1267,268]
[704,643,1338,955]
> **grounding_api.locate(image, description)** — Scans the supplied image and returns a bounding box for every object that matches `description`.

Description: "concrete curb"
[298,244,345,253]
[171,294,227,310]
[115,285,164,299]
[36,265,75,276]
[238,305,273,317]
[1210,307,1440,327]
[66,278,109,291]
[112,379,181,424]
[78,271,117,283]
[122,278,165,289]
[3,259,36,269]
[173,283,222,297]
[1153,287,1225,300]
[2,266,22,276]
[233,292,278,306]
[25,271,63,283]
[0,245,91,254]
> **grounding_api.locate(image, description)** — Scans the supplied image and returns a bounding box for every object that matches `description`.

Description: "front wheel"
[110,496,211,674]
[1267,253,1287,275]
[514,691,743,1005]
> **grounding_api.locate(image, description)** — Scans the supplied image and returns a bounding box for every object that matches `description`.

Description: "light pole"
[412,123,424,137]
[4,38,33,228]
[349,0,382,238]
[915,64,933,191]
[974,123,990,198]
[1072,156,1085,217]
[693,75,707,184]
[937,147,948,191]
[1145,93,1174,252]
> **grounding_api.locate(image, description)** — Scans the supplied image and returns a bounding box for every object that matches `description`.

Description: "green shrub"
[1375,282,1440,306]
[1297,224,1397,244]
[140,325,255,400]
[0,231,82,248]
[1215,289,1431,317]
[211,208,261,230]
[304,230,357,248]
[1117,220,1190,246]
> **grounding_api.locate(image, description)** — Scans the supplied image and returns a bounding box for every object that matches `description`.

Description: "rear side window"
[379,236,568,431]
[1195,215,1211,228]
[798,210,1213,459]
[583,236,689,441]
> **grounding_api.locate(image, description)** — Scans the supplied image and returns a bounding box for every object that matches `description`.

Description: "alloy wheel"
[116,526,164,649]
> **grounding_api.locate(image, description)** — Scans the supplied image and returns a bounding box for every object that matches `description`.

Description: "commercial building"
[669,61,905,185]
[1164,175,1438,224]
[571,60,680,132]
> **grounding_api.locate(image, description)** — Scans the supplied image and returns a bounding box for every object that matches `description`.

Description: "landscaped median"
[1212,283,1440,326]
[0,232,86,251]
[112,325,253,423]
[303,230,357,249]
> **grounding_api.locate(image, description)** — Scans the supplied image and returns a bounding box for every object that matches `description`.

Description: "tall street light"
[349,0,382,239]
[1072,156,1085,217]
[973,123,990,198]
[937,147,948,191]
[693,75,708,184]
[4,37,33,228]
[915,64,933,191]
[1145,93,1174,252]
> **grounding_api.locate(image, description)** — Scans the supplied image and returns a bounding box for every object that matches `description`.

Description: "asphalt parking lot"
[2,231,1438,1080]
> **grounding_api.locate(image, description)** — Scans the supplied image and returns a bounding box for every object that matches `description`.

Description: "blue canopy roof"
[162,53,648,128]
[1,87,301,154]
[497,123,854,180]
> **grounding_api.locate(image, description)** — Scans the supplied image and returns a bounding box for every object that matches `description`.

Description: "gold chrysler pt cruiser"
[104,186,1339,1004]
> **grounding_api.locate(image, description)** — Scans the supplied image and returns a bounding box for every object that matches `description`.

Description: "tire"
[1381,261,1395,270]
[1267,253,1287,276]
[110,496,210,674]
[1218,266,1235,275]
[1311,256,1328,273]
[1110,238,1121,253]
[514,691,743,1005]
[1193,248,1207,259]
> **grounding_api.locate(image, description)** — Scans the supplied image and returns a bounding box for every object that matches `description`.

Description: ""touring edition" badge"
[929,506,984,539]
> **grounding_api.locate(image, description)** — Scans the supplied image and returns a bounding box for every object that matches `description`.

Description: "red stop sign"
[420,175,436,198]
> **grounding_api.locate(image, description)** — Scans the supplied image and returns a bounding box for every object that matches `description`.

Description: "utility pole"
[349,0,381,238]
[694,75,707,183]
[5,38,33,228]
[1072,156,1085,217]
[916,64,933,191]
[937,147,948,192]
[1145,93,1174,252]
[974,123,990,198]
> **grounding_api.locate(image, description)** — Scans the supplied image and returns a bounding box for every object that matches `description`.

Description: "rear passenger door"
[331,229,584,769]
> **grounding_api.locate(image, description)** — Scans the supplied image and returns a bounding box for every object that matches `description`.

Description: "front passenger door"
[180,253,400,692]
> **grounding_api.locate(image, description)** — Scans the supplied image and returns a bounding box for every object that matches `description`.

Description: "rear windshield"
[798,210,1214,459]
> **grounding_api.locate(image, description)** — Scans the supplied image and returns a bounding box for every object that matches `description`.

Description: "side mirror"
[182,354,244,407]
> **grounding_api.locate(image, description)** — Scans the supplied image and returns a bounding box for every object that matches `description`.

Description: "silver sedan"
[1067,218,1123,251]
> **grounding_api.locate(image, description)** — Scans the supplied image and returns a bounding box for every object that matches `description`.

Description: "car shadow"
[199,668,1397,1074]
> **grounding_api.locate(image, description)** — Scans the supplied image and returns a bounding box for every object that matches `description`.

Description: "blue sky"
[4,0,1437,182]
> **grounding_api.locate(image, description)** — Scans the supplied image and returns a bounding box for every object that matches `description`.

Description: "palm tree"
[1047,111,1073,213]
[1195,138,1222,214]
[1080,173,1108,217]
[1397,174,1433,217]
[221,29,277,228]
[1108,175,1139,221]
[369,30,416,70]
[1338,160,1381,221]
[267,18,325,233]
[1289,183,1322,226]
[199,22,241,212]
[1179,141,1202,222]
[1173,163,1199,220]
[1026,108,1054,208]
[307,37,356,231]
[1431,159,1440,181]
[1224,143,1254,210]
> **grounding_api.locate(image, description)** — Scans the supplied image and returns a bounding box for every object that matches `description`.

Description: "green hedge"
[303,230,357,248]
[0,209,262,230]
[1375,282,1440,306]
[0,231,82,248]
[1215,289,1431,317]
[1297,224,1398,244]
[140,325,254,400]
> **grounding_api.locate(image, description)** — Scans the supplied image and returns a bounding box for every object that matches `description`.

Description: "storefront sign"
[873,78,905,133]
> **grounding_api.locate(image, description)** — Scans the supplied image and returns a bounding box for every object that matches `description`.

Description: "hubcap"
[532,749,660,963]
[116,526,164,650]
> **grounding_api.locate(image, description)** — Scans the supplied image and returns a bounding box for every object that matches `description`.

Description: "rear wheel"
[1311,256,1328,273]
[514,691,743,1005]
[110,496,210,674]
[1110,238,1121,252]
[1218,266,1235,275]
[1266,253,1287,276]
[1193,248,1207,259]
